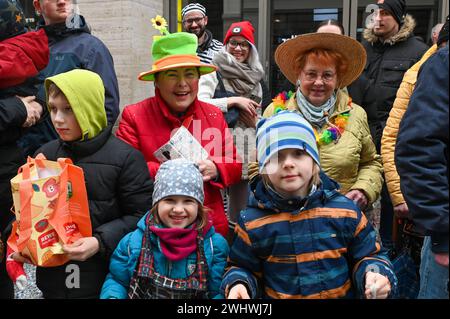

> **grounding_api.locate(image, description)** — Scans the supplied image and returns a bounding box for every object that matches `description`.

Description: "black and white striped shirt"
[197,29,223,64]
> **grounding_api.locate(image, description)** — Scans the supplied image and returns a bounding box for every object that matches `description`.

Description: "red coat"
[0,29,49,89]
[116,89,242,237]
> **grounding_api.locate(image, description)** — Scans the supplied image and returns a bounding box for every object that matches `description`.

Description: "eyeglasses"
[228,39,250,50]
[183,17,204,25]
[302,71,336,83]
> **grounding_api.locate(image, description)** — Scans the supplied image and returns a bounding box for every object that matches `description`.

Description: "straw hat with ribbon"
[275,33,367,88]
[138,15,217,81]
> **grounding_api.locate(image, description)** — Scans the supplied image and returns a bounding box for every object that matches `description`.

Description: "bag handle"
[19,154,48,179]
[19,155,74,180]
[57,158,74,168]
[15,180,34,251]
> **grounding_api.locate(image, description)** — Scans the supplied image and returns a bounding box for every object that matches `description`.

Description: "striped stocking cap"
[181,3,206,19]
[256,111,320,172]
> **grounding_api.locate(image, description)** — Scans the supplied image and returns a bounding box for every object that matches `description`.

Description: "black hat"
[377,0,406,26]
[0,0,26,41]
[437,15,449,47]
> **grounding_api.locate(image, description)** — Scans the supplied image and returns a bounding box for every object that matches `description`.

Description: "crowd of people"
[0,0,448,299]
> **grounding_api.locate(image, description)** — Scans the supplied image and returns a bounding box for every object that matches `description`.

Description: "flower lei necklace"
[272,91,352,145]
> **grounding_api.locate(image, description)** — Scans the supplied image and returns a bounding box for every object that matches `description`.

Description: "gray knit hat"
[152,159,204,206]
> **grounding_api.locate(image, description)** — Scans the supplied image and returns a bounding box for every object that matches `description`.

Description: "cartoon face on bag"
[48,91,82,142]
[42,178,59,198]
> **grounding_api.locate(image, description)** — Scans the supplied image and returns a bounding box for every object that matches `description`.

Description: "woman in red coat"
[116,28,242,237]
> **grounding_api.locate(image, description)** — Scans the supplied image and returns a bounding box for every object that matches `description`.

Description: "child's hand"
[197,159,218,182]
[10,251,32,264]
[15,274,28,291]
[434,253,449,267]
[227,284,250,299]
[365,271,391,299]
[63,237,99,261]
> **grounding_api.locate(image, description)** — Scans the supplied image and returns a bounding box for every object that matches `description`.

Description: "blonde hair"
[150,200,209,230]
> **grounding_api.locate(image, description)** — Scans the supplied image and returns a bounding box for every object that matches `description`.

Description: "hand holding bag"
[7,154,91,267]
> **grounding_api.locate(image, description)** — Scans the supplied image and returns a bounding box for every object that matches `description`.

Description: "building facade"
[19,0,449,111]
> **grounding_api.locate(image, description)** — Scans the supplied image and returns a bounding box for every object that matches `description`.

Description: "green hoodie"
[44,69,108,141]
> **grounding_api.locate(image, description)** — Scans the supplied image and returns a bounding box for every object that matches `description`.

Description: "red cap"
[224,21,255,45]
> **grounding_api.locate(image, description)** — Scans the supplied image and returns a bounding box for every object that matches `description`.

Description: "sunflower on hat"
[138,15,217,81]
[151,15,168,35]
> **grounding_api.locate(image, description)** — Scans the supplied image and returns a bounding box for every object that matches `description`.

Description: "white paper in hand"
[154,126,208,163]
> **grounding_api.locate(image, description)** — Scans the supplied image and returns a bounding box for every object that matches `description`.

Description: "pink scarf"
[150,219,212,262]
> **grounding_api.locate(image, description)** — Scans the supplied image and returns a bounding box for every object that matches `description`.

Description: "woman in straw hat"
[116,20,242,238]
[262,33,383,213]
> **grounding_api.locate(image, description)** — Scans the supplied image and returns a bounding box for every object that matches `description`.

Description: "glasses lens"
[185,17,203,24]
[229,40,249,49]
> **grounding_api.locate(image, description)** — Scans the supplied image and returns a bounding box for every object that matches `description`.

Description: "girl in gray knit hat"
[100,159,229,299]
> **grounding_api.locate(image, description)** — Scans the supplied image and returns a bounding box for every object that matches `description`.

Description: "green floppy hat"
[139,32,217,81]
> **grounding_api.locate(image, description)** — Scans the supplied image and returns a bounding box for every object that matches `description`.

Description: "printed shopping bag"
[7,154,91,267]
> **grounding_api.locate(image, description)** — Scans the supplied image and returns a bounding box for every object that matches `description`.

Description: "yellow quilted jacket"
[381,45,437,206]
[254,90,383,205]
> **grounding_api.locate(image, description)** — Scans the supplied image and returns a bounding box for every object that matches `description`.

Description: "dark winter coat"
[362,14,428,147]
[0,97,26,233]
[347,73,379,147]
[0,29,50,233]
[395,45,449,254]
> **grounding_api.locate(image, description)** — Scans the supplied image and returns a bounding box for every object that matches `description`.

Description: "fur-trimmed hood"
[363,14,416,45]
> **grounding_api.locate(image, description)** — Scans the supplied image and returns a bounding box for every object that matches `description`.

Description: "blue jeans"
[418,236,449,299]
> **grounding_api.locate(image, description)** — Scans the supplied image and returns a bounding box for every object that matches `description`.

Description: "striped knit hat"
[181,3,206,19]
[256,111,320,173]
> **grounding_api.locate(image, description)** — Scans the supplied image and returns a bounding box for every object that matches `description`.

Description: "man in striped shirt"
[181,3,222,64]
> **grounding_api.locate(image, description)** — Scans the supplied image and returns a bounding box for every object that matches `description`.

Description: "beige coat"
[381,45,438,206]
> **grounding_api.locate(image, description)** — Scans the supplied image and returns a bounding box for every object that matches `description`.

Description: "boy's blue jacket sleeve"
[220,216,260,299]
[348,209,398,298]
[100,233,137,299]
